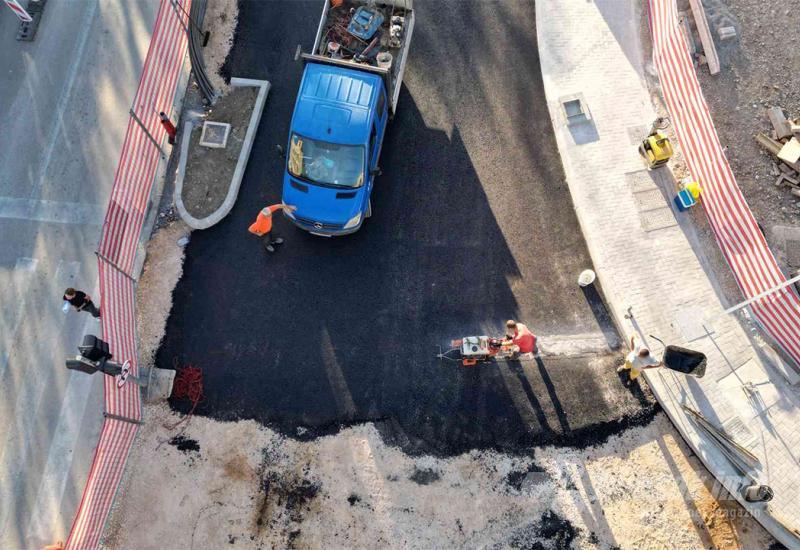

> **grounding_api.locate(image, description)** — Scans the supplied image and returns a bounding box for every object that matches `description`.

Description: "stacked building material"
[755,107,800,197]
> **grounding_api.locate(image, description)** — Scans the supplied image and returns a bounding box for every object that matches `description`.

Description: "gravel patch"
[102,407,774,548]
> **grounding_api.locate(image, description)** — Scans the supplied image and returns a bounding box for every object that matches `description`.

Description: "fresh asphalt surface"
[158,0,658,455]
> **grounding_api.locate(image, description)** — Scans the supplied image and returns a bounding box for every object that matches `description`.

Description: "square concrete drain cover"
[625,170,658,193]
[200,121,231,148]
[626,170,676,232]
[627,124,648,146]
[633,188,667,212]
[640,204,677,232]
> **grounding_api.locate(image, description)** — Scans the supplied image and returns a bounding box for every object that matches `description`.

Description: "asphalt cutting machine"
[438,336,521,366]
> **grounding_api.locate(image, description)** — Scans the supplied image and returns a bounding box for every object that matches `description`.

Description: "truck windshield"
[288,134,365,188]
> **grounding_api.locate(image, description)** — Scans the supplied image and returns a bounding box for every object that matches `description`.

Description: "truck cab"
[282,63,388,235]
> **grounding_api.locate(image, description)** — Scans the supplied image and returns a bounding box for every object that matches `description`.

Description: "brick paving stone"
[537,0,800,547]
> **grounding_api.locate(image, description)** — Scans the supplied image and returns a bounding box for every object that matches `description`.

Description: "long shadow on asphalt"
[158,0,659,456]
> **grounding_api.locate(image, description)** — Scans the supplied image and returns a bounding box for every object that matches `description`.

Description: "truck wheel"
[366,199,372,218]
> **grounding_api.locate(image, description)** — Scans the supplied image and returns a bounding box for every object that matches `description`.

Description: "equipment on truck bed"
[347,6,384,40]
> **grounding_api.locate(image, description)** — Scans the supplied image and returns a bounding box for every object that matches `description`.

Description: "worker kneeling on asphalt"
[503,320,537,358]
[617,334,662,382]
[249,203,296,252]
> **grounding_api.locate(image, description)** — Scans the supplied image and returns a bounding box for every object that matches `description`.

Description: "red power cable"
[165,362,203,430]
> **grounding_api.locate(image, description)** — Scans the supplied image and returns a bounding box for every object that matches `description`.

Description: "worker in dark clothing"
[63,288,101,318]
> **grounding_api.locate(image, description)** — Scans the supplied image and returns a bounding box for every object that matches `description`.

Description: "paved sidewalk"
[537,0,800,547]
[0,2,160,548]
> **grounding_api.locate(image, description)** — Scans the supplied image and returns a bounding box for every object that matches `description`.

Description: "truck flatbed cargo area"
[303,0,415,114]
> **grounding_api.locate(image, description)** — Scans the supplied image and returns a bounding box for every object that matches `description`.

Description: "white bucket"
[578,269,596,287]
[376,52,393,70]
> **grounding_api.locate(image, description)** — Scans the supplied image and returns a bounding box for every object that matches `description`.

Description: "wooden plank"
[688,0,721,75]
[768,106,793,139]
[755,133,800,171]
[778,137,800,164]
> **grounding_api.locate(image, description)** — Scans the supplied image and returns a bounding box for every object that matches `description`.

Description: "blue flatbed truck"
[282,0,415,235]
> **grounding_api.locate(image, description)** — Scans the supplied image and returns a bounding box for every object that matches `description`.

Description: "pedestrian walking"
[249,203,297,252]
[503,319,537,357]
[63,288,101,318]
[616,334,662,381]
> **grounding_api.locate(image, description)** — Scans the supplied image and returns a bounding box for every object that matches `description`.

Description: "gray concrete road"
[0,2,159,548]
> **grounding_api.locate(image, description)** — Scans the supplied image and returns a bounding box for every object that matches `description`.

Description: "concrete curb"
[175,78,271,230]
[132,50,193,281]
[535,1,800,548]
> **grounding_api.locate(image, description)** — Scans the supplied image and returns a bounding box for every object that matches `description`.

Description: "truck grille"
[294,215,344,230]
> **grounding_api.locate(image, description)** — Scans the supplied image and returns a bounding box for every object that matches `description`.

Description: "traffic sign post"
[3,0,32,22]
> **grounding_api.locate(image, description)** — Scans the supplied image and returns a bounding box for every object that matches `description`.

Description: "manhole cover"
[199,121,231,149]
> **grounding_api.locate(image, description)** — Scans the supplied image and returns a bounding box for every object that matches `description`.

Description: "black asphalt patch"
[158,0,658,456]
[169,435,200,453]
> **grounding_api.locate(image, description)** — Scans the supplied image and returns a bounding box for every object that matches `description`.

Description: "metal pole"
[168,0,189,34]
[95,251,137,283]
[129,109,166,159]
[715,272,800,318]
[169,0,208,45]
[103,412,145,425]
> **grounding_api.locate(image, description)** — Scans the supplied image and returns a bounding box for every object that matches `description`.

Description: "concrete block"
[145,368,176,402]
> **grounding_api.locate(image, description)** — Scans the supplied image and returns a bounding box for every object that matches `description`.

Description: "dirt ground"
[202,0,238,95]
[688,0,800,270]
[102,407,773,549]
[136,220,190,371]
[181,86,257,219]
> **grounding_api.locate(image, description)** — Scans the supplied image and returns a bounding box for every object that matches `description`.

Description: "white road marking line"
[0,197,106,225]
[0,260,97,542]
[0,257,41,380]
[24,372,96,547]
[15,257,39,271]
[55,260,82,287]
[30,0,100,199]
[320,327,357,418]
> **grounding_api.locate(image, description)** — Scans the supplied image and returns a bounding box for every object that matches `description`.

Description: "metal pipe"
[713,272,800,319]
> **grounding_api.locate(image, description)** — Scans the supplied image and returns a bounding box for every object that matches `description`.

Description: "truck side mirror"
[370,167,382,176]
[294,44,302,62]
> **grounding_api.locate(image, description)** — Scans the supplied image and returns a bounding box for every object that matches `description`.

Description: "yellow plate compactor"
[639,130,673,169]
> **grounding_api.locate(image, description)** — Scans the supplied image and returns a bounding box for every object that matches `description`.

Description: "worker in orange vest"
[249,203,296,252]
